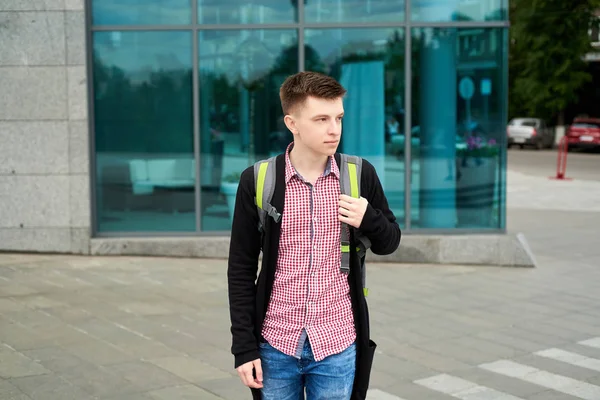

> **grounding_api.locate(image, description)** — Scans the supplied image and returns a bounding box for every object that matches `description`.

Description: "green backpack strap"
[253,156,281,233]
[339,153,362,273]
[339,154,371,297]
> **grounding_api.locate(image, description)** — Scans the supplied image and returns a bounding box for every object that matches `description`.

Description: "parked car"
[565,117,600,150]
[507,118,554,149]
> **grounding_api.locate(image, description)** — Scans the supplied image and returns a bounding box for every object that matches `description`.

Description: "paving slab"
[0,379,33,400]
[9,374,94,400]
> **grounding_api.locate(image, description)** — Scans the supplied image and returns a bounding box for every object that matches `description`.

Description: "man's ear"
[283,115,298,135]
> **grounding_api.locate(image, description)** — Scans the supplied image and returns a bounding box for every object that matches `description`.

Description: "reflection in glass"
[411,0,506,22]
[92,0,191,25]
[305,28,406,225]
[198,0,296,24]
[410,27,507,229]
[199,30,298,231]
[93,31,195,232]
[304,0,404,23]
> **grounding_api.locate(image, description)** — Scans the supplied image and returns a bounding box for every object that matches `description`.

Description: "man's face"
[285,96,344,157]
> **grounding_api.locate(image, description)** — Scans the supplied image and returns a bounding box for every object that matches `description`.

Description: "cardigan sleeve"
[358,159,402,255]
[227,166,262,368]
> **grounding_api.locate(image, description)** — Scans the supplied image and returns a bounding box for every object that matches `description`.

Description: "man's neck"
[289,143,329,184]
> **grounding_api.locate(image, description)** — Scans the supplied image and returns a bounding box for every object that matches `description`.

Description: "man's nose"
[328,120,340,134]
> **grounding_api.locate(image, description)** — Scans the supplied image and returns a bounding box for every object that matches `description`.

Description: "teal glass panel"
[199,29,298,231]
[198,0,296,24]
[411,0,507,22]
[92,0,191,25]
[305,28,406,228]
[93,31,195,232]
[304,0,404,23]
[410,27,507,229]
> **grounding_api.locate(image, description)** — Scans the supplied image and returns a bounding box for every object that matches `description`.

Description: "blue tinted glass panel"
[305,28,406,228]
[198,0,296,24]
[93,31,195,232]
[92,0,191,25]
[411,0,507,22]
[199,30,298,231]
[410,27,507,229]
[305,0,404,23]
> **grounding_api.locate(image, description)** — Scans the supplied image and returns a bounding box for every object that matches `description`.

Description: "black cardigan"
[227,152,401,400]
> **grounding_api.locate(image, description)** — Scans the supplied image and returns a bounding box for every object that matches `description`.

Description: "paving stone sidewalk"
[1,251,600,400]
[2,165,600,399]
[507,170,600,212]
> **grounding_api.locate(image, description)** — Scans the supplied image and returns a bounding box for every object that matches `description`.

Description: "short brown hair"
[279,71,347,115]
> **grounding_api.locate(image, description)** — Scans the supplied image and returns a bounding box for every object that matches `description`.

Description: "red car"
[566,118,600,150]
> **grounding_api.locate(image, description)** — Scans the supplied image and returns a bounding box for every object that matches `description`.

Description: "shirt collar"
[284,143,340,183]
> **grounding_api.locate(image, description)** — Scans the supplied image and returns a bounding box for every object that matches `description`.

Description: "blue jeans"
[259,339,356,400]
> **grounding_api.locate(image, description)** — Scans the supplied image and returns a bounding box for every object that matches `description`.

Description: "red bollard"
[549,136,572,180]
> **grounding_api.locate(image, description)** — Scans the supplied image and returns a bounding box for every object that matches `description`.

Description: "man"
[228,71,401,400]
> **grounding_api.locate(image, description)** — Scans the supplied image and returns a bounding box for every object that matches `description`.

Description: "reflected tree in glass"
[305,28,406,224]
[92,31,195,233]
[198,30,298,231]
[93,0,192,25]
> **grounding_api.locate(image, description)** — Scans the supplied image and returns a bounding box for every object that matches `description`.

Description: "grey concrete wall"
[0,0,91,253]
[90,234,537,267]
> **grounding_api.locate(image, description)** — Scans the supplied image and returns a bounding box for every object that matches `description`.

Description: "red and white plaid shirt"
[261,145,356,362]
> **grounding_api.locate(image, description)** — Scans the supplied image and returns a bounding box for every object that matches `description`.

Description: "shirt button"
[313,245,317,250]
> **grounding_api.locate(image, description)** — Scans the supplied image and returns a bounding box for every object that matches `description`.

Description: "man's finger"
[247,373,263,388]
[254,360,263,383]
[339,197,356,206]
[339,201,354,210]
[339,215,359,228]
[237,365,252,386]
[237,368,248,386]
[339,207,352,217]
[244,368,259,388]
[340,194,356,202]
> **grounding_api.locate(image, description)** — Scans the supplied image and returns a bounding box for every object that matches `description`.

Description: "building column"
[417,4,459,228]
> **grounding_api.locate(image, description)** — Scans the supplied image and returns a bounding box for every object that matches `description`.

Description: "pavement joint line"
[111,322,154,341]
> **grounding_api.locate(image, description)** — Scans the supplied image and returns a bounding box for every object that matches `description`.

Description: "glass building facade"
[89,0,509,236]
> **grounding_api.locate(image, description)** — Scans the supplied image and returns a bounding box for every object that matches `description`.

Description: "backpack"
[252,153,372,297]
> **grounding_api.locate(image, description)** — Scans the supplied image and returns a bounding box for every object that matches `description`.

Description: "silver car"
[507,118,555,150]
